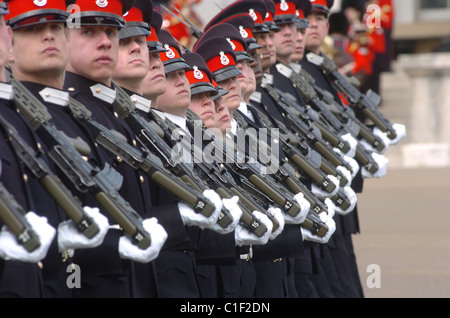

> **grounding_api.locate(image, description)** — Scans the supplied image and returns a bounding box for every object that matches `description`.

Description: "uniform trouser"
[325,233,363,298]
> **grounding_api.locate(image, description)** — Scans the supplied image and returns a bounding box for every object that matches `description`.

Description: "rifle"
[255,80,353,185]
[186,110,329,237]
[0,113,100,239]
[159,4,204,39]
[299,66,387,153]
[232,108,342,189]
[11,78,151,250]
[231,110,352,214]
[111,82,234,229]
[65,96,217,219]
[154,109,273,237]
[0,182,41,252]
[309,52,398,140]
[268,66,381,175]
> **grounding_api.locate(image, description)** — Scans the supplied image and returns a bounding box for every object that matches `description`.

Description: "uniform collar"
[130,93,152,113]
[90,83,116,104]
[0,82,13,100]
[164,112,187,131]
[64,72,117,104]
[238,101,249,114]
[39,87,70,106]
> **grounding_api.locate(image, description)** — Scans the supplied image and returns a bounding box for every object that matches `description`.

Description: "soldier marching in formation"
[0,0,405,298]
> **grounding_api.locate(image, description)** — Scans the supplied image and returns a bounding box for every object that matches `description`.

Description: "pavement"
[353,154,450,298]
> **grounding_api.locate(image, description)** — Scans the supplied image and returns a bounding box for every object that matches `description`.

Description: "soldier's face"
[238,60,256,100]
[237,61,250,98]
[66,25,119,86]
[142,52,166,100]
[0,16,12,78]
[306,12,329,53]
[213,97,231,137]
[156,68,191,117]
[189,91,215,128]
[273,22,296,62]
[254,32,271,71]
[267,31,277,67]
[217,76,241,114]
[291,28,307,62]
[10,22,68,79]
[113,35,149,83]
[248,49,263,87]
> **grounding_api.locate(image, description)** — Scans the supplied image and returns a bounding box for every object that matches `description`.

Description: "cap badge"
[164,44,175,59]
[193,66,204,80]
[239,26,248,38]
[226,38,236,50]
[96,0,108,8]
[220,51,230,66]
[280,0,289,11]
[33,0,47,7]
[249,9,257,21]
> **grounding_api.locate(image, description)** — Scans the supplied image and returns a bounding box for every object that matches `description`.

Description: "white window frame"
[418,0,450,21]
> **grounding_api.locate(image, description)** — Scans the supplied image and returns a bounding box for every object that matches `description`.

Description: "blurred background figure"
[156,0,204,50]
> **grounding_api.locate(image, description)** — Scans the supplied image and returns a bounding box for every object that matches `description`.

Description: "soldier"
[301,0,366,298]
[182,51,275,298]
[148,29,238,298]
[142,9,167,106]
[2,0,117,297]
[61,0,168,297]
[0,0,56,297]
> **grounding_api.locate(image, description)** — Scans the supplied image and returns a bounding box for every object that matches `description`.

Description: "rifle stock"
[0,182,41,252]
[317,53,397,140]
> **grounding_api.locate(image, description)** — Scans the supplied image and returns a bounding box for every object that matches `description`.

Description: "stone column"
[398,52,450,168]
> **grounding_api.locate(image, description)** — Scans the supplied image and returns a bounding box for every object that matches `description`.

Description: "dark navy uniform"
[0,81,73,298]
[300,48,364,298]
[0,84,46,298]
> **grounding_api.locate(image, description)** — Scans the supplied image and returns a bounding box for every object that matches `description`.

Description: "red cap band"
[275,1,297,17]
[5,0,67,22]
[206,52,237,74]
[160,44,182,63]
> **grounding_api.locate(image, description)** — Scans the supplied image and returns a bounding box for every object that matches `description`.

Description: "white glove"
[334,147,360,179]
[362,152,389,178]
[179,190,222,228]
[389,123,406,145]
[301,212,336,244]
[340,133,358,158]
[360,127,390,154]
[266,206,284,240]
[235,211,273,246]
[311,174,340,199]
[57,206,109,253]
[0,212,56,263]
[284,192,310,224]
[207,196,242,234]
[119,217,167,263]
[335,186,357,215]
[324,198,336,218]
[336,165,352,187]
